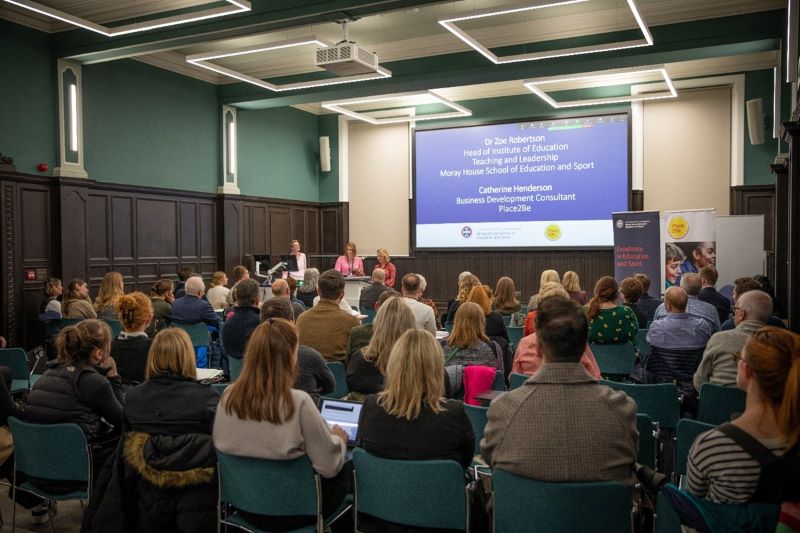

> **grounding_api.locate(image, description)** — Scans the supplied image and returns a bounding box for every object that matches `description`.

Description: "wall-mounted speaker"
[746,98,765,145]
[319,136,331,172]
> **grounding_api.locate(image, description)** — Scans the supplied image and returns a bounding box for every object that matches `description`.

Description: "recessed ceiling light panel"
[524,65,677,108]
[3,0,251,36]
[439,0,653,64]
[321,90,471,124]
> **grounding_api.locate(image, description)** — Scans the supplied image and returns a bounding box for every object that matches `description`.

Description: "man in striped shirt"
[693,290,772,391]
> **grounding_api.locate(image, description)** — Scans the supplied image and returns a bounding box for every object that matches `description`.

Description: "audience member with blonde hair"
[528,269,561,310]
[523,282,567,337]
[445,273,481,324]
[95,271,125,320]
[346,297,415,398]
[214,319,351,530]
[86,328,219,531]
[63,277,97,319]
[562,271,587,305]
[206,271,230,310]
[441,302,503,370]
[297,267,320,308]
[374,248,396,288]
[111,291,154,384]
[466,285,509,343]
[687,327,800,503]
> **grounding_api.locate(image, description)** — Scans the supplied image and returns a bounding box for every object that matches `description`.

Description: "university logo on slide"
[616,218,624,229]
[461,226,473,239]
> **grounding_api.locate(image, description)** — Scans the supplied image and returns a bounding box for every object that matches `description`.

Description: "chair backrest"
[675,419,715,476]
[0,348,29,381]
[173,322,211,348]
[352,448,468,531]
[103,318,122,338]
[8,417,91,484]
[228,356,243,382]
[506,327,524,351]
[636,413,656,469]
[697,383,746,426]
[359,307,377,325]
[492,370,507,391]
[590,342,637,378]
[646,346,703,383]
[501,314,512,326]
[217,451,320,519]
[600,380,680,429]
[444,321,454,333]
[493,469,631,533]
[48,317,84,340]
[634,328,650,357]
[509,372,528,390]
[326,361,348,399]
[464,403,488,455]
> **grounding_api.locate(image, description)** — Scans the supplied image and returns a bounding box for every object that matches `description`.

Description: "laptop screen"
[319,399,363,445]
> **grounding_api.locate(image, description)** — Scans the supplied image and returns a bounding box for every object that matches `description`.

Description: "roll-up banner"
[612,211,662,299]
[663,208,716,290]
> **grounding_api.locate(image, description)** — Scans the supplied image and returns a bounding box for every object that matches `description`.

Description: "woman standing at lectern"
[334,241,364,277]
[285,239,306,280]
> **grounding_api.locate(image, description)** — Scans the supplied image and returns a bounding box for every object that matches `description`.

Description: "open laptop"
[319,398,363,446]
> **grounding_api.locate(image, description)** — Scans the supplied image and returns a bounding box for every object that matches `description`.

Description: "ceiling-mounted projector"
[316,19,380,76]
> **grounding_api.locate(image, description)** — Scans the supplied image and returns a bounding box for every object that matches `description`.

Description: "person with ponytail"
[25,319,125,478]
[687,327,800,503]
[584,276,638,345]
[111,292,153,385]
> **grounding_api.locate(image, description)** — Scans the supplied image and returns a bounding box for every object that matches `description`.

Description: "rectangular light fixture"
[3,0,250,37]
[524,65,677,108]
[186,37,392,92]
[227,121,237,174]
[321,90,471,125]
[68,83,78,151]
[438,0,653,64]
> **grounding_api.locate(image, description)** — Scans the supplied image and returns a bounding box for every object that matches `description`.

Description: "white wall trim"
[338,115,348,202]
[631,73,746,189]
[219,105,240,194]
[53,59,88,179]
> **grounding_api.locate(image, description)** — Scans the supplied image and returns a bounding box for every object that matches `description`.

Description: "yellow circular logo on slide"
[545,223,561,241]
[667,215,689,239]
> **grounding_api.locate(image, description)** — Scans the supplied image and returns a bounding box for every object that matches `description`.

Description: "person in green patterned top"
[584,276,639,344]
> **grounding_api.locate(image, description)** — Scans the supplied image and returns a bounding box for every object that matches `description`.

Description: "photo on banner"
[612,211,661,298]
[663,209,716,290]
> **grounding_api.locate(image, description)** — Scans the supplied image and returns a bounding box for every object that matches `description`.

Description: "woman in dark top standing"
[358,328,474,466]
[346,296,415,398]
[112,292,153,385]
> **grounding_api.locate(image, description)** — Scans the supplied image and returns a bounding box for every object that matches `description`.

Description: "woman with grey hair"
[297,267,319,308]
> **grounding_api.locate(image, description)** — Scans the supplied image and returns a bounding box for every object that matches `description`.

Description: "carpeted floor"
[0,495,83,532]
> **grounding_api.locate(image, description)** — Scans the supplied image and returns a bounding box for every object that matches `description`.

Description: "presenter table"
[344,276,371,307]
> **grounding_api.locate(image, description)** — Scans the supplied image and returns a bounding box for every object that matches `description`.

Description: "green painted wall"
[0,20,57,174]
[236,106,320,201]
[82,59,219,192]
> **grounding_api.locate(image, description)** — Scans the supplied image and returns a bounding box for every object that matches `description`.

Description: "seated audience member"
[297,267,320,308]
[417,274,442,330]
[445,273,481,325]
[653,273,721,332]
[40,277,62,315]
[226,265,250,305]
[619,277,648,329]
[693,290,773,390]
[213,319,351,530]
[493,276,522,316]
[522,281,563,337]
[171,276,221,327]
[346,290,401,361]
[679,241,716,275]
[358,330,474,479]
[561,270,587,305]
[86,328,219,532]
[359,268,391,310]
[445,271,472,321]
[297,269,360,362]
[482,297,638,486]
[400,273,437,333]
[440,303,503,371]
[513,291,601,379]
[633,273,661,322]
[665,243,685,289]
[697,266,731,323]
[25,320,124,478]
[720,277,786,331]
[206,271,230,310]
[95,272,125,321]
[111,292,154,385]
[585,276,638,345]
[374,248,396,288]
[173,268,194,299]
[286,276,306,311]
[528,269,561,311]
[149,278,174,325]
[347,297,415,398]
[221,279,261,362]
[259,298,335,404]
[466,285,509,343]
[687,327,800,504]
[271,278,305,319]
[286,239,307,280]
[334,241,365,277]
[63,277,97,319]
